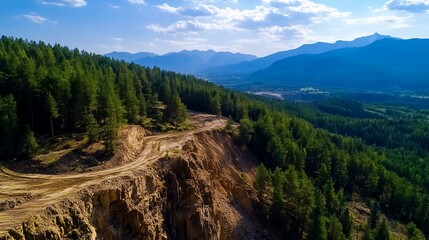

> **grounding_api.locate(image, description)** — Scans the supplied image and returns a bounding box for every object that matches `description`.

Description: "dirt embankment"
[0,113,271,240]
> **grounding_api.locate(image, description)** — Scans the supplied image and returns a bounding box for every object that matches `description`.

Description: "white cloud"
[128,0,145,5]
[152,0,349,35]
[148,0,348,53]
[215,5,275,22]
[108,3,119,9]
[345,15,411,29]
[112,37,123,41]
[173,4,276,21]
[157,3,180,13]
[40,0,86,7]
[21,13,48,24]
[185,0,238,3]
[232,25,312,45]
[157,4,220,17]
[233,38,261,44]
[259,25,312,42]
[147,21,200,34]
[263,0,350,22]
[147,20,234,34]
[151,4,279,34]
[384,0,429,13]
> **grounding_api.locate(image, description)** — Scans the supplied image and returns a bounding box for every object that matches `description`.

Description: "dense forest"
[0,36,428,239]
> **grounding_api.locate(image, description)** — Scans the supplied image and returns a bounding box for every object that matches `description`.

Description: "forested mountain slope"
[0,36,427,239]
[248,38,429,91]
[200,33,391,75]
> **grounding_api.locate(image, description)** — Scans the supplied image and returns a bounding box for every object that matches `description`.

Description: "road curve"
[0,113,226,233]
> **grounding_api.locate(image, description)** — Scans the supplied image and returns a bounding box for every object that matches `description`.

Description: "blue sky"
[1,0,429,56]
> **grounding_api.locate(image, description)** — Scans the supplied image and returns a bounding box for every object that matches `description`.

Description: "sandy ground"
[0,113,226,234]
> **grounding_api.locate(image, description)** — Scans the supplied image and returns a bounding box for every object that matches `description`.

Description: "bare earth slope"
[0,113,270,240]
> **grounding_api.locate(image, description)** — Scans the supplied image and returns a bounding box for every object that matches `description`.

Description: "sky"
[1,0,429,56]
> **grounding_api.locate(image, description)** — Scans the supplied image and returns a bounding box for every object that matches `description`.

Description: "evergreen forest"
[0,36,428,239]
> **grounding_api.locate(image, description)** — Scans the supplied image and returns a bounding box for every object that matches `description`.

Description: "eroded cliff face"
[1,130,270,240]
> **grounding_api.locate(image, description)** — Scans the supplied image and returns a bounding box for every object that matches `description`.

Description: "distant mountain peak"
[334,33,394,45]
[179,49,216,53]
[110,49,258,74]
[201,33,398,75]
[105,51,157,62]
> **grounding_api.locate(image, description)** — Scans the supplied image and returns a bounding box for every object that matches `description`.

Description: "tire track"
[0,113,226,233]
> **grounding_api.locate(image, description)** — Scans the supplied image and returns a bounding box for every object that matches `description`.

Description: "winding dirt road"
[0,113,226,234]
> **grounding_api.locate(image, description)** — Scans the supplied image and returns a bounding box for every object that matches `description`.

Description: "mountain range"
[248,38,429,91]
[200,33,392,75]
[106,51,157,62]
[106,33,429,93]
[105,50,257,74]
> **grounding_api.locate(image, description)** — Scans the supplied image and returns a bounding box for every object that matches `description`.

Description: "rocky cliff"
[0,128,271,240]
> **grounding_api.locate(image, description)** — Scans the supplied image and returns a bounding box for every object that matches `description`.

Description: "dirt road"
[0,113,226,234]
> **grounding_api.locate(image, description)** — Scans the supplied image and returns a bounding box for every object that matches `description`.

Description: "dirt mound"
[93,125,148,170]
[0,113,272,239]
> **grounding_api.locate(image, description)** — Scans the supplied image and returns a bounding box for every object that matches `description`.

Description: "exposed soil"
[0,113,271,239]
[349,195,408,240]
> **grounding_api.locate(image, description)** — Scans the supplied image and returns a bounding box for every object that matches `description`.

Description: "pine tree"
[46,91,59,137]
[295,174,316,237]
[164,90,186,125]
[267,136,286,168]
[104,117,117,153]
[117,62,139,123]
[340,208,353,238]
[0,95,19,157]
[308,210,327,240]
[139,93,147,118]
[369,201,380,229]
[18,57,38,129]
[316,163,330,188]
[327,216,346,240]
[225,115,234,133]
[254,164,272,220]
[222,93,234,116]
[236,100,248,120]
[362,225,374,240]
[271,168,286,229]
[324,179,339,213]
[99,68,124,153]
[159,77,171,102]
[307,191,327,240]
[374,219,390,240]
[86,113,100,143]
[124,79,139,123]
[236,118,253,146]
[406,222,425,240]
[210,94,221,116]
[21,125,38,159]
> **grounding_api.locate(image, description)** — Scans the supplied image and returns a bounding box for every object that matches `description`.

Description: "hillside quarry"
[0,114,271,240]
